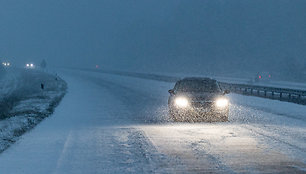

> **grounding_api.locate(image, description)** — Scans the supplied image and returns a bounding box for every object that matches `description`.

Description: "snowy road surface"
[0,69,305,173]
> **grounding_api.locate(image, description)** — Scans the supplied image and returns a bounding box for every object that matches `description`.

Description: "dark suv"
[168,78,230,122]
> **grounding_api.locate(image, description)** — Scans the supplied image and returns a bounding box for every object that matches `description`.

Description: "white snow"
[0,69,67,152]
[0,69,20,99]
[0,69,305,173]
[151,71,306,90]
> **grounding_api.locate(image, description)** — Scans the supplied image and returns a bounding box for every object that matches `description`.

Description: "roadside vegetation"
[0,69,67,152]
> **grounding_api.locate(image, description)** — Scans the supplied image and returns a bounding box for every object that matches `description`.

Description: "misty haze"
[0,0,306,173]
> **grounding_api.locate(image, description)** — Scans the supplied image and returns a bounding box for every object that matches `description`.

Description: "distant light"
[96,65,99,68]
[269,75,271,78]
[259,75,262,79]
[2,62,10,66]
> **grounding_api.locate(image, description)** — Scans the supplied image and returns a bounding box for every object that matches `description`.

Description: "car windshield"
[176,80,220,92]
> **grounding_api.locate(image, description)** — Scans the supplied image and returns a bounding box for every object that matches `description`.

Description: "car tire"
[220,115,228,122]
[169,108,178,121]
[219,112,229,122]
[169,108,187,122]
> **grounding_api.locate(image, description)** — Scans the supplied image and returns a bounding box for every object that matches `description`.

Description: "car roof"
[180,77,217,82]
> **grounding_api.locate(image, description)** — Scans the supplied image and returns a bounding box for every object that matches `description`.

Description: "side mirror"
[168,89,175,95]
[224,90,230,95]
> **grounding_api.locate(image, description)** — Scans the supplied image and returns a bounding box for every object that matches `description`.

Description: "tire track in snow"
[63,69,306,173]
[67,70,171,124]
[243,124,306,153]
[53,131,73,174]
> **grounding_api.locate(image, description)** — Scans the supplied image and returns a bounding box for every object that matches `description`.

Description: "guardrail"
[77,68,306,105]
[220,82,306,105]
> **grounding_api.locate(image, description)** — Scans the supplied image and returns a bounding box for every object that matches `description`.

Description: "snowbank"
[0,69,67,152]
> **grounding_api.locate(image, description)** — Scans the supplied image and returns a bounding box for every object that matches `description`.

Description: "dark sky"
[1,0,306,75]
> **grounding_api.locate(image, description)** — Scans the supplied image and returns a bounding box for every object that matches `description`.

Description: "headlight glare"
[175,97,189,108]
[216,98,229,108]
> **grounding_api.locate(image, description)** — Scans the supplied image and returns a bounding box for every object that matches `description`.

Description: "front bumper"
[172,106,228,115]
[169,104,229,122]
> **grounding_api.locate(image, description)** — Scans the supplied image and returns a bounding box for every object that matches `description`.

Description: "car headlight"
[175,97,189,108]
[216,98,229,108]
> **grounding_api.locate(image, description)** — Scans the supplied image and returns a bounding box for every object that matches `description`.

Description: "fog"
[1,0,306,79]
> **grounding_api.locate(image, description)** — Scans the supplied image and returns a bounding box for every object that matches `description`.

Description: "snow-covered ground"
[0,68,67,152]
[0,69,20,106]
[0,69,305,173]
[144,71,306,90]
[214,76,306,90]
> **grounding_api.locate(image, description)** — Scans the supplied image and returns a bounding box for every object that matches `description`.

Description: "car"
[2,62,10,67]
[25,63,35,69]
[168,77,230,122]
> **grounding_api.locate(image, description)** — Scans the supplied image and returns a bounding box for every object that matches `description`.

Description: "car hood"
[175,92,223,102]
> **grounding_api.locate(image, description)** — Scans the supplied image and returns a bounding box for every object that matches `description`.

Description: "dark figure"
[41,83,44,90]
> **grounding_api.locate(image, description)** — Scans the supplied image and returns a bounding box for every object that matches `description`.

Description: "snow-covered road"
[0,69,305,173]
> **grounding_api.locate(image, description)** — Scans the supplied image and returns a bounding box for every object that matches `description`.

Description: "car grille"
[191,101,214,108]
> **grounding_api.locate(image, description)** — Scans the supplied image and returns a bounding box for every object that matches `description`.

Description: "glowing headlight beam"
[216,98,229,108]
[175,97,189,108]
